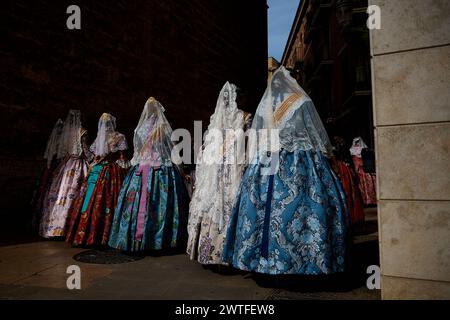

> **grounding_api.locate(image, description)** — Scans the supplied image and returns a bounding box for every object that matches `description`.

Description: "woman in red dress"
[332,137,365,228]
[65,113,130,247]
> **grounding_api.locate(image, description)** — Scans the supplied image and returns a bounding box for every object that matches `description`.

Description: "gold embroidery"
[80,127,88,137]
[273,93,302,124]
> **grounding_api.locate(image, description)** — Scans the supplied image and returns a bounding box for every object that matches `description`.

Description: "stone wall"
[369,0,450,299]
[1,0,268,230]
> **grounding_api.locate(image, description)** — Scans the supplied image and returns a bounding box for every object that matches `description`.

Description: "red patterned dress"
[65,113,129,246]
[350,137,377,206]
[352,156,377,206]
[335,160,365,226]
[65,154,128,246]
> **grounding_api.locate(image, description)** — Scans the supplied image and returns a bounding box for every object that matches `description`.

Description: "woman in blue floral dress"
[223,67,349,275]
[108,98,189,252]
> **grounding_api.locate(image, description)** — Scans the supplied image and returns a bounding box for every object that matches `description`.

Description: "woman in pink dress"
[350,137,377,206]
[39,110,93,238]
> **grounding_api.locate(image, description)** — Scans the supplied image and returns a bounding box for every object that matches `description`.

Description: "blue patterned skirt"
[223,150,349,275]
[108,164,189,252]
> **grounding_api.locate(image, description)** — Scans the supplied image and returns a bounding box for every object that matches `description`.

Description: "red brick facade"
[282,0,373,147]
[1,0,268,229]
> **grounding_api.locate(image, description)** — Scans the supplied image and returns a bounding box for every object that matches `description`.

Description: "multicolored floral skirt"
[65,161,127,246]
[223,150,349,275]
[108,164,189,252]
[335,160,365,227]
[187,167,241,266]
[187,212,231,265]
[352,156,377,206]
[39,156,88,238]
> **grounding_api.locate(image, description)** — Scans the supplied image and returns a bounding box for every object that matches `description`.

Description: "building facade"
[283,0,450,299]
[282,0,373,148]
[1,0,268,231]
[267,57,280,83]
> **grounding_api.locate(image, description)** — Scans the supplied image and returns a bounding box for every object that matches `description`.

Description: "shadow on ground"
[1,210,381,300]
[248,240,379,293]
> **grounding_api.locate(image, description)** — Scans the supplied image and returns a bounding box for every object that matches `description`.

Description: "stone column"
[369,0,450,299]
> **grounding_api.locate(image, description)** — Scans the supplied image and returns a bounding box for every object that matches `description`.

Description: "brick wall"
[1,0,268,230]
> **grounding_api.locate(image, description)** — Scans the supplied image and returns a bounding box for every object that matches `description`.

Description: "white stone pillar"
[369,0,450,299]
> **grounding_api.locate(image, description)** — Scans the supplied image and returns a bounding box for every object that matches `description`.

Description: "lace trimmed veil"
[57,109,83,159]
[249,66,333,159]
[130,97,174,167]
[350,137,368,157]
[43,118,64,168]
[90,113,128,157]
[190,82,245,231]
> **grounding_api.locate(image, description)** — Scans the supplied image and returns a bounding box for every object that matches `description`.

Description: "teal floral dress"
[108,164,189,252]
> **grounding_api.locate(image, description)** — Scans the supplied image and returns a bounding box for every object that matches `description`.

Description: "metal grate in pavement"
[73,249,145,265]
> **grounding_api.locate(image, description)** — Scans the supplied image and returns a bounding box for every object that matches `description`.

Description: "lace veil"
[130,97,174,167]
[250,66,332,158]
[57,109,83,158]
[350,137,368,157]
[190,82,245,231]
[43,119,64,168]
[90,113,128,157]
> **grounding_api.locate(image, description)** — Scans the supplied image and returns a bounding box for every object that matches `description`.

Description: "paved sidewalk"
[0,207,380,300]
[0,241,272,300]
[0,239,380,300]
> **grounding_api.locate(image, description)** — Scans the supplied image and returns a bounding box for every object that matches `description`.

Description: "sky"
[267,0,300,62]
